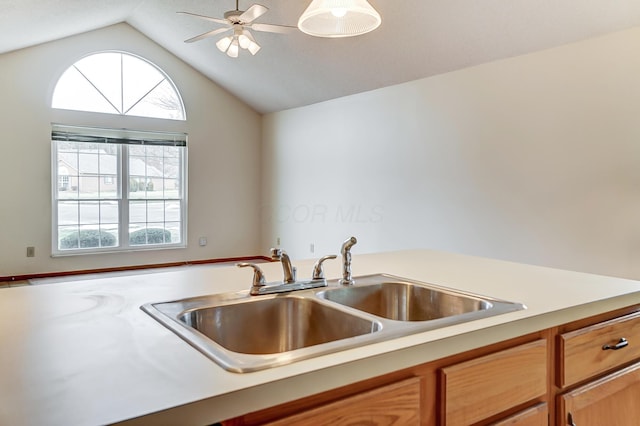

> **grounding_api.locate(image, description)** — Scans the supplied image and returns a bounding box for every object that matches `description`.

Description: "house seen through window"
[51,51,187,254]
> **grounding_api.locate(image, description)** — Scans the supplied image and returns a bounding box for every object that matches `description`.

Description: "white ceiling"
[2,0,640,113]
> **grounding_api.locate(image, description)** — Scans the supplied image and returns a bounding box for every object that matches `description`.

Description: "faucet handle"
[237,263,266,289]
[270,247,282,259]
[312,254,337,280]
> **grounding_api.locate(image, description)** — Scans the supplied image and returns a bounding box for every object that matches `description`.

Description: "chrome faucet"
[271,248,296,283]
[339,236,357,285]
[236,262,266,293]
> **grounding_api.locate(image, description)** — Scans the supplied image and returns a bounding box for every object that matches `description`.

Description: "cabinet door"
[440,339,547,426]
[264,377,422,425]
[558,362,640,426]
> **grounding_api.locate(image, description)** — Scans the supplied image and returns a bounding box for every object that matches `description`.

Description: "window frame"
[51,125,188,256]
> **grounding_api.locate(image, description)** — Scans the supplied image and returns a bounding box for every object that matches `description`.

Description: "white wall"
[262,27,640,280]
[0,23,262,277]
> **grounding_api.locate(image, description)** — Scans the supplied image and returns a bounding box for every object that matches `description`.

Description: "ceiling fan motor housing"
[224,10,245,24]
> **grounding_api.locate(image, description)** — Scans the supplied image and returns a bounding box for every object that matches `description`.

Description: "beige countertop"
[2,249,640,425]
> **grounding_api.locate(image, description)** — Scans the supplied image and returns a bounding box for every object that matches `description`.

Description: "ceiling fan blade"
[251,23,298,34]
[177,11,228,26]
[184,27,231,43]
[239,4,268,23]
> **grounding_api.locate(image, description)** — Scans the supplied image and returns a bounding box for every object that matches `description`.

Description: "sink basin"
[179,296,380,354]
[142,274,525,373]
[317,280,491,321]
[142,293,383,372]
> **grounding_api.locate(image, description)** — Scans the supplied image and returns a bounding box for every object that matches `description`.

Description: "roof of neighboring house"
[58,152,164,177]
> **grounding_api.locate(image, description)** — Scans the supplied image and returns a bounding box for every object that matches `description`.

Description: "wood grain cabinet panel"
[558,362,640,426]
[492,403,548,426]
[440,339,547,426]
[263,377,422,426]
[558,311,640,387]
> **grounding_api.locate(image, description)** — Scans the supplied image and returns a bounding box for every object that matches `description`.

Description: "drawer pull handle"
[602,337,628,351]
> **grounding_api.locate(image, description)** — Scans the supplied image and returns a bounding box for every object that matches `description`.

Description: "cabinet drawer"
[491,402,548,426]
[264,377,421,425]
[558,311,640,387]
[440,339,547,426]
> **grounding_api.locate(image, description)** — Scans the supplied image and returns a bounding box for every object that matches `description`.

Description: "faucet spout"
[339,236,357,285]
[271,248,296,283]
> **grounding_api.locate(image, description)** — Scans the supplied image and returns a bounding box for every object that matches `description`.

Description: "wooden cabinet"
[226,306,640,426]
[263,377,422,426]
[558,362,640,426]
[556,310,640,425]
[440,339,547,425]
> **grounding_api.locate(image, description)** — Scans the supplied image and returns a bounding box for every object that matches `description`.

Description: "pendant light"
[298,0,381,38]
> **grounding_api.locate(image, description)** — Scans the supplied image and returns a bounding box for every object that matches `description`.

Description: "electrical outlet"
[198,237,207,247]
[310,243,315,253]
[276,237,281,246]
[26,246,35,257]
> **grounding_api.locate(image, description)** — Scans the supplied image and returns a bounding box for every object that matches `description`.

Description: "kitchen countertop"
[2,249,640,425]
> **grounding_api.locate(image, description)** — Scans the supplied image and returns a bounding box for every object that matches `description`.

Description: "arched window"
[52,51,185,120]
[51,52,187,255]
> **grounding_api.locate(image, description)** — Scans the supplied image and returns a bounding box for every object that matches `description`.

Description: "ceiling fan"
[178,0,297,58]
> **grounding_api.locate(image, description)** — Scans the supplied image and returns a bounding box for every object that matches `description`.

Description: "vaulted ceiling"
[1,0,640,113]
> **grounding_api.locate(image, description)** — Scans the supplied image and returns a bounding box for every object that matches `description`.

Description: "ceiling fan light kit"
[298,0,382,38]
[216,25,261,57]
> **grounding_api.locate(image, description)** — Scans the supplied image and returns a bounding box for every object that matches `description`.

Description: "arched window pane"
[52,51,185,120]
[73,52,123,113]
[127,80,186,120]
[122,53,165,113]
[53,66,118,114]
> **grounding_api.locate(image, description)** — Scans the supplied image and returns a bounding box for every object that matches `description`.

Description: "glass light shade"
[298,0,381,38]
[238,34,251,49]
[248,41,261,55]
[216,36,232,53]
[227,39,239,58]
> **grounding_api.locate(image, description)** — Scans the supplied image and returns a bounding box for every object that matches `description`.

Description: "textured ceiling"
[1,0,640,113]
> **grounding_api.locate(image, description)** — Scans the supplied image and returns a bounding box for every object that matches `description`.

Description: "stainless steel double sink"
[141,274,525,372]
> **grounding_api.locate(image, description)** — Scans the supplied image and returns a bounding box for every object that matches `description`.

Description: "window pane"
[129,200,147,224]
[164,178,180,199]
[79,201,100,225]
[58,201,78,225]
[165,201,181,222]
[78,152,99,174]
[58,226,79,250]
[122,54,165,113]
[100,201,119,224]
[52,66,119,114]
[166,222,182,244]
[78,176,99,198]
[127,80,185,120]
[100,174,118,199]
[100,225,119,247]
[147,201,165,222]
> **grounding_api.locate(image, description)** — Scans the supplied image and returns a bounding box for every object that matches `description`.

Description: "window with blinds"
[51,125,187,254]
